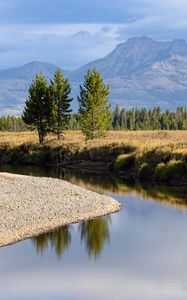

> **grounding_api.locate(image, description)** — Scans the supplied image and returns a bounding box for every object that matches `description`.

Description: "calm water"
[1,165,187,300]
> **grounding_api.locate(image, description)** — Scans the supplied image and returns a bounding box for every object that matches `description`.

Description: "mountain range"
[0,36,187,114]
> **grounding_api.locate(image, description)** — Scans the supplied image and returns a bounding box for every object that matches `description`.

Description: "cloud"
[0,24,122,70]
[0,1,187,69]
[0,0,187,26]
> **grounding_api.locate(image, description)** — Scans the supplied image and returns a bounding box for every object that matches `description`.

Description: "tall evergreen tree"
[50,69,72,139]
[120,109,127,130]
[113,105,121,130]
[22,73,53,143]
[128,111,134,130]
[78,68,111,139]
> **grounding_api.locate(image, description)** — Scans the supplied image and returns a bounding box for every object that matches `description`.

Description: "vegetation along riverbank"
[0,130,187,185]
[0,69,187,186]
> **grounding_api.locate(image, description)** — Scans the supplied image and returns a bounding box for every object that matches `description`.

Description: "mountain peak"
[172,38,186,45]
[0,36,187,114]
[0,61,59,80]
[171,38,187,51]
[24,60,58,67]
[127,36,154,43]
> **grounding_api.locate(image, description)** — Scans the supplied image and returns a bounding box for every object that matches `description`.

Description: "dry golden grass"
[1,130,187,151]
[1,130,187,150]
[173,148,187,155]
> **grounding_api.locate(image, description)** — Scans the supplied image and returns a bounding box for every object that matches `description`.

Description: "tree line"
[0,115,28,132]
[0,68,187,141]
[66,106,187,131]
[111,105,187,130]
[2,106,187,133]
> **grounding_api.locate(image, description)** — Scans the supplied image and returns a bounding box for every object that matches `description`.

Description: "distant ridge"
[0,37,187,114]
[0,61,60,80]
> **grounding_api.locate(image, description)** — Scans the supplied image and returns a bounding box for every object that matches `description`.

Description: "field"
[0,130,187,184]
[1,130,187,150]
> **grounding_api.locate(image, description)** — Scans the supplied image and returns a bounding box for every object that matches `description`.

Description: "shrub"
[114,154,135,171]
[78,143,137,162]
[154,160,186,182]
[138,163,153,180]
[140,147,171,170]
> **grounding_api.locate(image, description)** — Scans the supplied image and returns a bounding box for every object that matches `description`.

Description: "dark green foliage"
[78,68,111,139]
[0,116,29,132]
[0,143,52,165]
[112,105,121,130]
[111,106,187,131]
[114,145,187,183]
[138,163,153,180]
[154,160,187,182]
[114,154,135,171]
[0,142,136,167]
[68,106,187,131]
[140,147,171,170]
[50,69,72,139]
[68,113,80,130]
[22,73,53,143]
[77,144,137,162]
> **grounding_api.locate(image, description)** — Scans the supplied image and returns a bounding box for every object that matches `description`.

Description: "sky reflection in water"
[0,167,187,300]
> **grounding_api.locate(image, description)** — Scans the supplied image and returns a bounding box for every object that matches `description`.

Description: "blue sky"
[0,0,187,69]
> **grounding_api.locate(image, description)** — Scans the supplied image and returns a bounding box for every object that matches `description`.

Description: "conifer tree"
[78,68,111,139]
[128,111,134,130]
[120,109,127,130]
[50,69,72,139]
[22,73,53,143]
[113,105,121,130]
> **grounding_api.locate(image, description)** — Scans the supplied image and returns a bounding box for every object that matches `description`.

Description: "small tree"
[50,69,72,140]
[78,68,111,139]
[22,73,53,143]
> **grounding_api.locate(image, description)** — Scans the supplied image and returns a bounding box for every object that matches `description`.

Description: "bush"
[114,154,135,171]
[138,163,153,180]
[154,160,186,182]
[140,147,171,170]
[78,143,137,162]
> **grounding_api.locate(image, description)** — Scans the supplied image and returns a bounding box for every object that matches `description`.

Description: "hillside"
[0,37,187,114]
[71,36,187,109]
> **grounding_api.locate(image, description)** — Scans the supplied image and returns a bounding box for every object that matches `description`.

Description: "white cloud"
[0,23,123,70]
[0,1,187,69]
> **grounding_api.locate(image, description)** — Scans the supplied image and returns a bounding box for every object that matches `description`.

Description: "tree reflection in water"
[79,216,110,258]
[32,216,110,259]
[33,225,71,257]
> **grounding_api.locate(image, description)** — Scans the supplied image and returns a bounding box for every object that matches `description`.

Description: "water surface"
[0,165,187,300]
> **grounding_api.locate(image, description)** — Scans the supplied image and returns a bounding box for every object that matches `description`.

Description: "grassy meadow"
[0,130,187,184]
[1,130,187,149]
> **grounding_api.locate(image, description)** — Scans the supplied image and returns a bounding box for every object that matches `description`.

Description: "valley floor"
[0,130,187,185]
[1,130,187,149]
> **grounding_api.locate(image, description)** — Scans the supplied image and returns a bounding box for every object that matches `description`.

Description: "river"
[0,165,187,300]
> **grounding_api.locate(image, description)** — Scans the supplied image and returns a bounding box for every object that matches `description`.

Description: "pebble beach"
[0,172,121,247]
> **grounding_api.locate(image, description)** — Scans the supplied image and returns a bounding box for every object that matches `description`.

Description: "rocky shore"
[0,173,121,247]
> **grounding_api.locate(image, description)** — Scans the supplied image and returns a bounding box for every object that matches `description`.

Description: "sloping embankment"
[0,173,121,247]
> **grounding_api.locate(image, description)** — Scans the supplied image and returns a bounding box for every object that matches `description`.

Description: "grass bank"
[0,130,187,185]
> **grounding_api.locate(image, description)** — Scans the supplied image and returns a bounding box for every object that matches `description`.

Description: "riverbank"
[0,173,121,247]
[0,131,187,185]
[2,165,187,212]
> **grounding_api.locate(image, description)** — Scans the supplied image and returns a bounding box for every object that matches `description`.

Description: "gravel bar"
[0,172,121,247]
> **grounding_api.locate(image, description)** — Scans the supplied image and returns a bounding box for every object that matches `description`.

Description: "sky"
[0,0,187,70]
